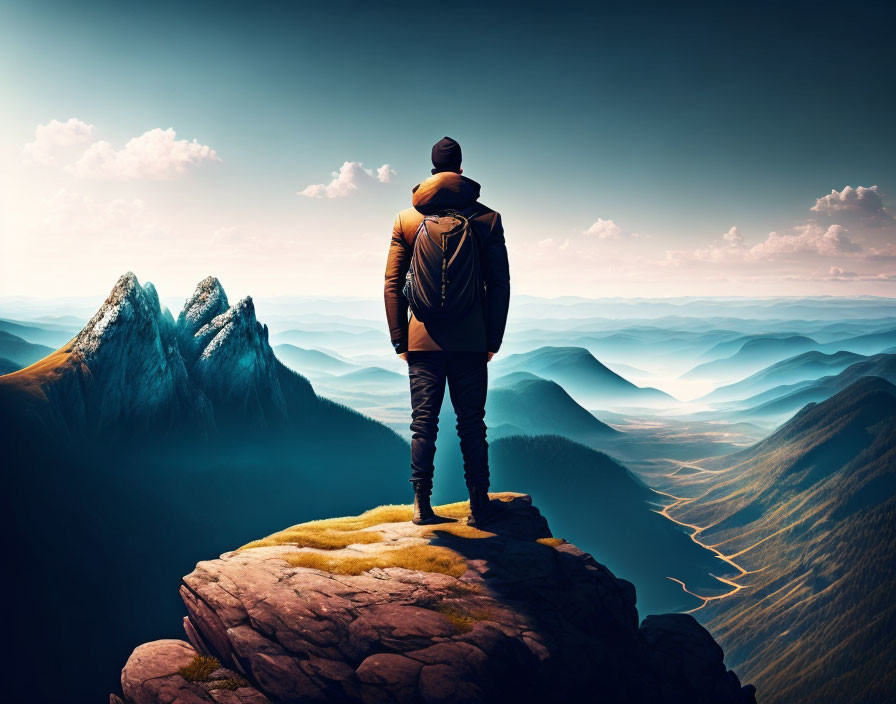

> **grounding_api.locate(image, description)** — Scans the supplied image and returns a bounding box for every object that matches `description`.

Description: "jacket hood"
[411,173,481,215]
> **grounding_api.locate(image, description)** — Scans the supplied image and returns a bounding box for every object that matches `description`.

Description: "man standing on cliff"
[384,137,510,526]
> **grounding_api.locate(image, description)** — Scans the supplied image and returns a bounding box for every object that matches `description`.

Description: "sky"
[1,0,895,303]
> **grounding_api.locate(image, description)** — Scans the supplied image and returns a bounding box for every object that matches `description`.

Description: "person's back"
[384,136,510,526]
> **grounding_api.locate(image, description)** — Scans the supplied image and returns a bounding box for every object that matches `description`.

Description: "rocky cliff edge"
[114,493,756,704]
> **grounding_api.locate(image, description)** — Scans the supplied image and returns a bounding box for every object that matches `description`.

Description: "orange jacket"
[384,172,510,354]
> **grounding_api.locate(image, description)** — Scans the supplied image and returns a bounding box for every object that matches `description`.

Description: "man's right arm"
[384,213,411,355]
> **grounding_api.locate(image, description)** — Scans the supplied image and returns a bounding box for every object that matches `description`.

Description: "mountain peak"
[178,276,229,334]
[185,293,287,427]
[196,295,257,361]
[118,493,755,704]
[73,272,161,360]
[176,276,231,365]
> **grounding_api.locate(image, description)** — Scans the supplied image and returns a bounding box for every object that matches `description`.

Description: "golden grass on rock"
[241,500,475,551]
[435,603,496,634]
[210,678,250,691]
[285,544,467,577]
[242,526,384,551]
[177,655,221,682]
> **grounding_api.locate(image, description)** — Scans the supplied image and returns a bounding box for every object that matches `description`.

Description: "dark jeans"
[407,350,489,492]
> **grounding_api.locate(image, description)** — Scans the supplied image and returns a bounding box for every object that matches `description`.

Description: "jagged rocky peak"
[177,276,230,351]
[117,493,756,704]
[188,294,287,427]
[182,275,229,323]
[73,272,165,361]
[195,296,260,360]
[60,272,208,433]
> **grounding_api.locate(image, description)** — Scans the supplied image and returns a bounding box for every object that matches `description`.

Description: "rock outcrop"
[117,493,756,704]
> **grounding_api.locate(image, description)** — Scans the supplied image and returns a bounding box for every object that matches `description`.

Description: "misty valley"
[2,275,894,703]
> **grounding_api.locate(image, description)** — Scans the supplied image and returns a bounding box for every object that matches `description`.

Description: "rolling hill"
[337,366,406,385]
[492,346,674,407]
[273,342,359,375]
[701,350,866,403]
[0,316,80,347]
[664,377,896,703]
[486,372,619,444]
[736,353,896,420]
[682,335,818,382]
[0,330,54,369]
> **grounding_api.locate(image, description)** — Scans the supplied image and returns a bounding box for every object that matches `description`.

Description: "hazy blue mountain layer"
[735,353,896,420]
[0,330,54,368]
[492,346,674,407]
[701,350,866,403]
[274,342,359,375]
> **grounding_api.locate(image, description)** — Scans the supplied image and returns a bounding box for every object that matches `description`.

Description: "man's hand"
[398,352,408,362]
[487,352,495,363]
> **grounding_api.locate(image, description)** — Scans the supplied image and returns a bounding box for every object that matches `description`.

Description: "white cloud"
[690,222,863,263]
[299,161,395,198]
[376,164,396,183]
[691,226,747,262]
[829,266,858,278]
[68,127,219,180]
[23,118,95,165]
[811,185,887,217]
[722,226,743,245]
[584,217,622,239]
[38,188,165,240]
[750,223,861,258]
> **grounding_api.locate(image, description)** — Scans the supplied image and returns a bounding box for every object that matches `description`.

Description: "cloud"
[584,217,622,239]
[376,164,396,183]
[811,185,888,217]
[38,188,165,241]
[23,118,95,165]
[68,127,219,180]
[299,161,395,198]
[829,266,858,278]
[691,226,747,262]
[749,223,861,258]
[691,222,863,263]
[722,226,743,245]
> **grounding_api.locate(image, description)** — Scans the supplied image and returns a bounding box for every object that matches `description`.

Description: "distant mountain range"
[271,327,388,354]
[701,350,867,403]
[0,316,80,347]
[492,346,674,408]
[683,330,896,383]
[683,335,820,381]
[0,330,54,370]
[668,376,896,703]
[273,342,359,375]
[735,353,896,420]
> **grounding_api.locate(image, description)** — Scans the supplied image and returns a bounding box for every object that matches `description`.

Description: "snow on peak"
[197,296,259,360]
[178,276,229,333]
[74,272,162,358]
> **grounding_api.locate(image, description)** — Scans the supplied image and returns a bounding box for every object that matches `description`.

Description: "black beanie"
[431,136,462,174]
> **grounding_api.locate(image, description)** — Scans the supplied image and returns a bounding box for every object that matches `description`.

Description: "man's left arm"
[483,213,510,355]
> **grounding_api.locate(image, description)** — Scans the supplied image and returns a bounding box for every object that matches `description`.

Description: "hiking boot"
[467,485,504,527]
[412,482,453,525]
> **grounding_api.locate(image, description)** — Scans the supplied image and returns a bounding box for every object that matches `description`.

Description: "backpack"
[403,210,483,323]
